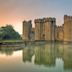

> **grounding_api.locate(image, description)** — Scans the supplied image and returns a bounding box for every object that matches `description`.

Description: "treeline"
[0,25,22,40]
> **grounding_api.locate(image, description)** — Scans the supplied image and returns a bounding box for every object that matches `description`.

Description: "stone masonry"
[22,15,72,42]
[34,17,56,41]
[22,20,32,41]
[55,25,64,41]
[64,15,72,42]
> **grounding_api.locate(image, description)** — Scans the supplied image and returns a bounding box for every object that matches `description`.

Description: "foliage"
[0,25,22,40]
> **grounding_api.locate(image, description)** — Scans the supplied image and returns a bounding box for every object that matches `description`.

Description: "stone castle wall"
[55,25,64,41]
[64,15,72,42]
[34,17,56,41]
[22,15,72,42]
[34,19,44,40]
[22,20,32,41]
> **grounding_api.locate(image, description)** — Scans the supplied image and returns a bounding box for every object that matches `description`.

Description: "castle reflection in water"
[22,42,72,70]
[0,42,72,70]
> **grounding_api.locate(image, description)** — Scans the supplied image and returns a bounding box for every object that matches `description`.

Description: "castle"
[34,18,56,41]
[22,20,32,41]
[64,15,72,42]
[22,15,72,42]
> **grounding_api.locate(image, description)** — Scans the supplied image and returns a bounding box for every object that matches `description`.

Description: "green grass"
[0,40,24,43]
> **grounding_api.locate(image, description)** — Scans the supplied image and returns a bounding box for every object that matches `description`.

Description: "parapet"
[23,20,27,24]
[34,17,56,23]
[23,20,32,24]
[34,19,43,23]
[64,15,72,22]
[52,18,56,22]
[43,18,50,22]
[43,17,56,22]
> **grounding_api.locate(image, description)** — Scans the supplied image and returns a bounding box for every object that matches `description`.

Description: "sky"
[0,0,72,34]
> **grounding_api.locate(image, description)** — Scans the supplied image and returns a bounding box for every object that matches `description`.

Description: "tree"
[0,25,22,40]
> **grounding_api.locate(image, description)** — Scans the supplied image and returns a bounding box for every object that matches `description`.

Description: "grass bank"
[0,40,24,43]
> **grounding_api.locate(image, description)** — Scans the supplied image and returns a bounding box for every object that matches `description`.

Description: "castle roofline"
[23,20,32,24]
[34,17,56,23]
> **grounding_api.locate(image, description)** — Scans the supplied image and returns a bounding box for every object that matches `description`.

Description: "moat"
[0,42,72,72]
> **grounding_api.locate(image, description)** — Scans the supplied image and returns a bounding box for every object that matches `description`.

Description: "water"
[0,43,72,72]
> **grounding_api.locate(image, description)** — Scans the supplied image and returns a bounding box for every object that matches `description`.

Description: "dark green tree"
[0,25,22,40]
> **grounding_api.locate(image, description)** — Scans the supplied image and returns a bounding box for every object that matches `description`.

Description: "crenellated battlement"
[34,19,43,23]
[23,20,32,24]
[64,15,72,42]
[64,15,72,22]
[34,17,56,23]
[22,15,72,42]
[34,17,56,41]
[22,20,32,41]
